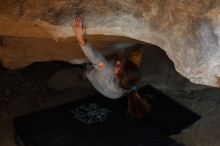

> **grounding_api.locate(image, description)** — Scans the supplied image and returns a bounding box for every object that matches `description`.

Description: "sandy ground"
[1,61,220,146]
[167,88,220,146]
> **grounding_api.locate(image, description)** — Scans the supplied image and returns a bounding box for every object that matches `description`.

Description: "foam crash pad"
[14,85,200,146]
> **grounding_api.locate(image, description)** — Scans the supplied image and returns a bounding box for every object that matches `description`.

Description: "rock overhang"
[1,0,220,87]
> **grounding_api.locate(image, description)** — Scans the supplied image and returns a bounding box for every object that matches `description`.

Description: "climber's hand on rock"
[73,15,86,46]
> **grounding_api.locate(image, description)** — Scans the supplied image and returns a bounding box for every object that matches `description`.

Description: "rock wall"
[1,0,220,87]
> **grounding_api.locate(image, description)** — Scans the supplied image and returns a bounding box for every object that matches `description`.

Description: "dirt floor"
[1,61,220,146]
[0,61,98,146]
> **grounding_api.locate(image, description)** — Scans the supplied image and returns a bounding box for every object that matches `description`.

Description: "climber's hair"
[118,60,151,118]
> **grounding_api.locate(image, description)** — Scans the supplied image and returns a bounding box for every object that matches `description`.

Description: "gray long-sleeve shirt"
[80,42,126,99]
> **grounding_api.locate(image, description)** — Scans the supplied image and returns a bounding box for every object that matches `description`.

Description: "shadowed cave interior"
[0,36,219,146]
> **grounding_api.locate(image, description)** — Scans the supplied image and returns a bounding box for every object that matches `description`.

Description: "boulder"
[1,0,220,87]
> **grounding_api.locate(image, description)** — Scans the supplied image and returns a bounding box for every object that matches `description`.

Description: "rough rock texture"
[1,0,220,87]
[0,36,140,69]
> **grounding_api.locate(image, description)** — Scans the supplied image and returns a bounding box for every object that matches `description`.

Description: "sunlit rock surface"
[1,0,220,87]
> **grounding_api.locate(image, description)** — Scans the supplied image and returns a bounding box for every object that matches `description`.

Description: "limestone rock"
[1,0,220,87]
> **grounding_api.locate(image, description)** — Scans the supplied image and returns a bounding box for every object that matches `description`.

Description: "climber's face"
[114,60,122,77]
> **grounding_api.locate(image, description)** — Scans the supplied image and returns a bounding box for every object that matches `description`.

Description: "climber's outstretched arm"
[72,15,107,70]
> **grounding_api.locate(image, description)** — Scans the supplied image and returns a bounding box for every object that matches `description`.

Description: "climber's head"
[114,60,141,90]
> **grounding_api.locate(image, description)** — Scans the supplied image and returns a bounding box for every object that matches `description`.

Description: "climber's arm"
[72,15,107,70]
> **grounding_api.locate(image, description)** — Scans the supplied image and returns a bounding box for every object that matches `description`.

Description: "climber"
[72,15,150,118]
